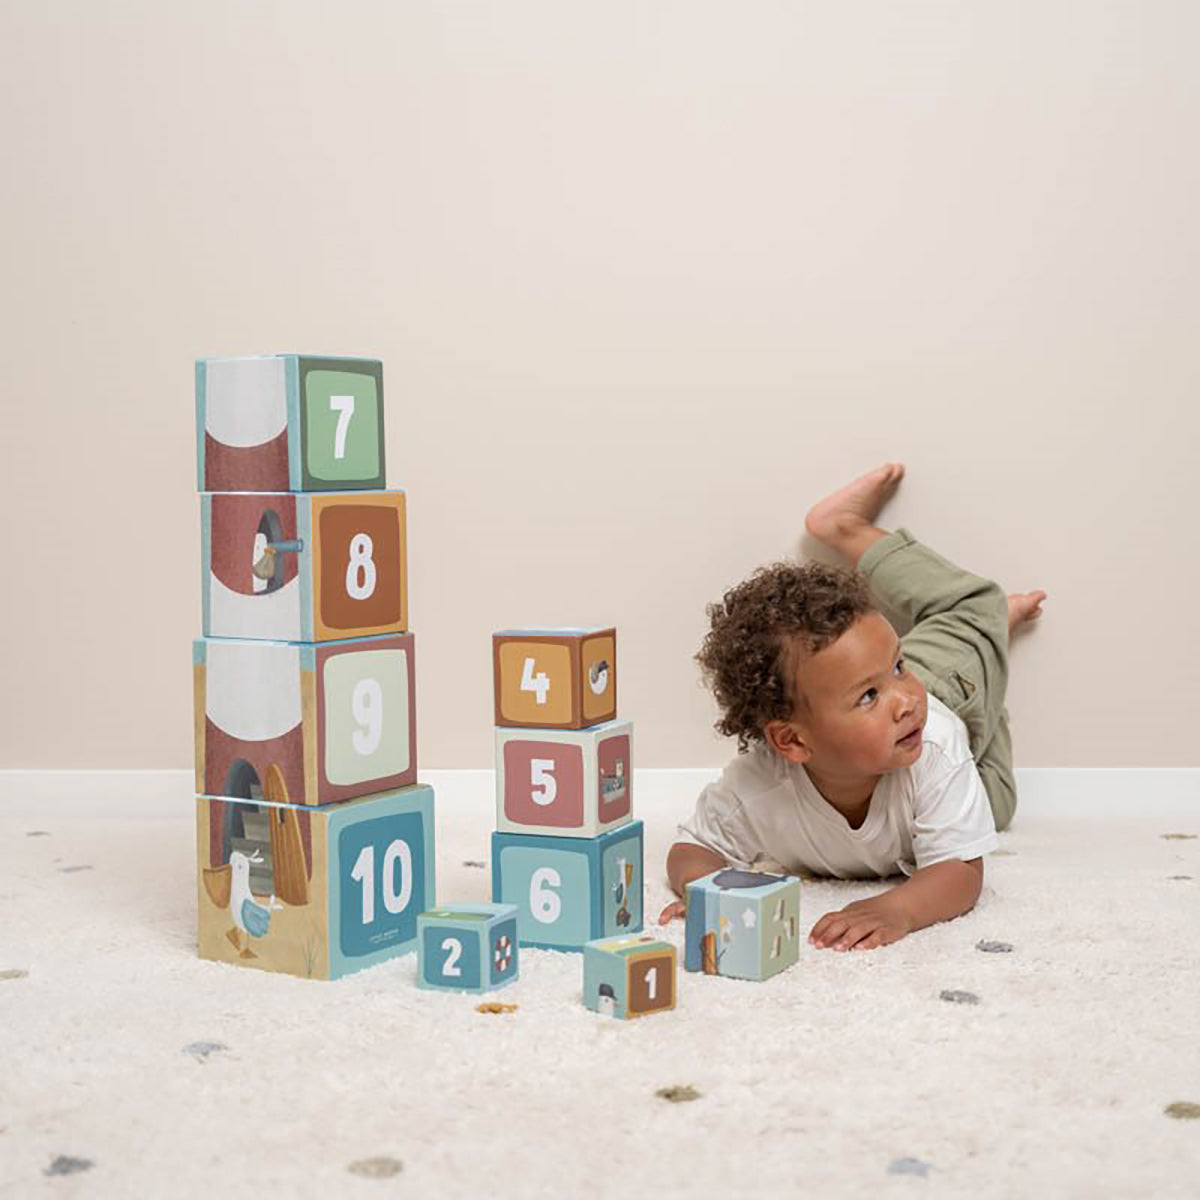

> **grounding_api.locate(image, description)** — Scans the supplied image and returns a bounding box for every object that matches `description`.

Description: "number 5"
[330,395,355,459]
[530,758,557,806]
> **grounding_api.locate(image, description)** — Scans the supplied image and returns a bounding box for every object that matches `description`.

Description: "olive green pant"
[858,528,1016,831]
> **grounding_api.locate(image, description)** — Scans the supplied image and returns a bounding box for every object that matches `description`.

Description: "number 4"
[330,395,355,459]
[520,657,550,705]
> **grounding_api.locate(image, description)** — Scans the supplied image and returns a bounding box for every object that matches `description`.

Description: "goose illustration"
[202,849,282,958]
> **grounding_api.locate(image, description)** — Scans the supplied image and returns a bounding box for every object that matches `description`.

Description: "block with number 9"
[495,720,632,837]
[583,935,677,1019]
[492,628,617,729]
[196,354,386,492]
[196,784,435,980]
[491,821,643,951]
[202,490,407,642]
[417,903,520,994]
[194,633,417,807]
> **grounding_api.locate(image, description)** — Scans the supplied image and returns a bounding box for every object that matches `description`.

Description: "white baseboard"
[0,767,1196,822]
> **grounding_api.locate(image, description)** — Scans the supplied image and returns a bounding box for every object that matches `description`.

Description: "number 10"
[349,839,412,925]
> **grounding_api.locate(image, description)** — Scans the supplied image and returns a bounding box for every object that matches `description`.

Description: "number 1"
[645,966,657,1000]
[330,395,355,459]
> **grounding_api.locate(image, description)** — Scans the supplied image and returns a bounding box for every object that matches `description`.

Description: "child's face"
[767,612,928,780]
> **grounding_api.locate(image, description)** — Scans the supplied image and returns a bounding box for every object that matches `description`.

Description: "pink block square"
[503,740,585,829]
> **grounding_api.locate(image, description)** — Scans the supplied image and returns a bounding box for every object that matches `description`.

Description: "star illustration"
[741,907,756,929]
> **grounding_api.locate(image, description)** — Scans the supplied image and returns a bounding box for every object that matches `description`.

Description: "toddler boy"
[661,463,1045,951]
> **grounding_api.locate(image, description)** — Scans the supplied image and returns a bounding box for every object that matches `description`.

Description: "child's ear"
[764,720,811,765]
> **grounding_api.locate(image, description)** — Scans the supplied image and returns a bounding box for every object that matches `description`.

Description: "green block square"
[302,361,383,486]
[323,649,410,787]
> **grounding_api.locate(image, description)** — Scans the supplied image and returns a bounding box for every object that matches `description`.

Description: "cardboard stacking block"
[495,720,632,838]
[491,821,643,951]
[196,784,435,980]
[583,935,676,1020]
[492,628,616,729]
[684,869,801,982]
[201,490,407,642]
[194,633,416,807]
[417,903,520,994]
[196,354,386,492]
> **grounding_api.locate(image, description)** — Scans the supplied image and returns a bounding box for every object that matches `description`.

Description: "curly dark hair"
[696,560,876,752]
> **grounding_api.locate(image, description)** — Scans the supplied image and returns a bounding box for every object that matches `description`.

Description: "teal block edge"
[325,784,436,979]
[195,360,207,491]
[490,821,644,952]
[285,356,303,490]
[298,495,314,640]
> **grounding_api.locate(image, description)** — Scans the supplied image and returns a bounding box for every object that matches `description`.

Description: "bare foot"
[805,462,905,564]
[1008,590,1046,636]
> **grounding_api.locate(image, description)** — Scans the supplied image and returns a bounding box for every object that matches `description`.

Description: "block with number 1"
[492,628,616,729]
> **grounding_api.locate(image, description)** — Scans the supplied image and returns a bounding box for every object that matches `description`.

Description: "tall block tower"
[490,628,644,950]
[192,354,436,979]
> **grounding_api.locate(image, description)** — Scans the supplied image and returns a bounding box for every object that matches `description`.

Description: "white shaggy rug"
[1,770,1198,1198]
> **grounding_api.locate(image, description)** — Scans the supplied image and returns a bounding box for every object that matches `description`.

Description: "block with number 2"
[196,784,435,980]
[495,720,632,838]
[493,628,617,729]
[202,490,407,642]
[417,903,520,994]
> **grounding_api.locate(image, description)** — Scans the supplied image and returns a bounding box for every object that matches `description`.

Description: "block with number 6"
[491,822,643,951]
[495,720,632,838]
[493,628,617,729]
[202,490,406,642]
[417,903,520,994]
[583,935,677,1019]
[196,354,386,493]
[196,784,435,980]
[194,633,416,807]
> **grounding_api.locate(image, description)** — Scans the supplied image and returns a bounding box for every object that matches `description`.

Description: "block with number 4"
[202,490,406,642]
[196,784,435,980]
[417,903,519,994]
[493,628,616,729]
[583,935,677,1019]
[491,821,643,951]
[685,869,801,982]
[495,720,632,838]
[194,633,416,807]
[196,354,386,492]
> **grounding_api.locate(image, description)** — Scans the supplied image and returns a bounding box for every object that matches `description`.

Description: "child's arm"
[809,857,983,951]
[657,842,729,923]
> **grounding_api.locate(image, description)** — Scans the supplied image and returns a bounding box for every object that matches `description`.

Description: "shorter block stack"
[490,628,644,950]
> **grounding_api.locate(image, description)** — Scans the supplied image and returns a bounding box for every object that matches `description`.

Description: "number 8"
[346,533,377,600]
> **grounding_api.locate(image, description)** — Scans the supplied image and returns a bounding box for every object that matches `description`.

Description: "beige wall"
[1,1,1196,769]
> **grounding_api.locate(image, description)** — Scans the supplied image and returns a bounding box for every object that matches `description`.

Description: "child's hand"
[809,894,913,952]
[658,899,686,924]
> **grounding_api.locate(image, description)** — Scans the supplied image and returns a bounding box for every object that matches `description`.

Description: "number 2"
[330,395,355,459]
[441,937,462,977]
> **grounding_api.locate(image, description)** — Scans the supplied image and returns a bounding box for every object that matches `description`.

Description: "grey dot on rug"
[0,969,29,981]
[657,1085,701,1103]
[183,1041,229,1061]
[888,1156,932,1177]
[1160,833,1197,840]
[976,940,1014,953]
[44,1156,93,1177]
[347,1156,403,1178]
[25,831,51,837]
[940,989,980,1005]
[1164,1102,1200,1120]
[58,865,93,874]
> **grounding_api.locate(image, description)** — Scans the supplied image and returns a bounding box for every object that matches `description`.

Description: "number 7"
[330,395,355,459]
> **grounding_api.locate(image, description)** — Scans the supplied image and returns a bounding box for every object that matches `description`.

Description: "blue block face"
[683,868,800,981]
[492,823,643,951]
[417,904,520,993]
[328,798,433,977]
[422,923,483,989]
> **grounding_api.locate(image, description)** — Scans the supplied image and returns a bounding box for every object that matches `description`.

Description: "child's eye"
[894,657,906,676]
[858,688,877,707]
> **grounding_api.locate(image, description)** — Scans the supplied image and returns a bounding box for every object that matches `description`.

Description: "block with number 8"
[495,720,632,838]
[491,821,643,951]
[196,784,435,980]
[202,490,407,642]
[196,354,386,493]
[493,628,617,729]
[583,935,677,1019]
[417,903,520,994]
[194,633,416,807]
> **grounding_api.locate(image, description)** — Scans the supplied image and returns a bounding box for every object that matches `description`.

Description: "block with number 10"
[493,628,616,729]
[202,490,406,642]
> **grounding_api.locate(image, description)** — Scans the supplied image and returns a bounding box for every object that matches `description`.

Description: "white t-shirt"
[678,694,997,879]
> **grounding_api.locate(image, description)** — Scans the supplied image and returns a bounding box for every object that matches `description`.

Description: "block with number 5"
[196,784,435,980]
[495,720,632,837]
[583,935,677,1019]
[196,354,386,492]
[492,628,616,729]
[491,821,643,951]
[202,489,407,642]
[417,903,520,994]
[194,633,417,807]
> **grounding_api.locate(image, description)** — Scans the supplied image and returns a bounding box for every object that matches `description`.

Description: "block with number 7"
[417,903,520,993]
[495,720,632,838]
[196,354,386,493]
[492,628,617,729]
[491,822,643,951]
[202,490,407,642]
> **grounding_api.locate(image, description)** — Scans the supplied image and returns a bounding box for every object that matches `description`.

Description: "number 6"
[530,867,561,924]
